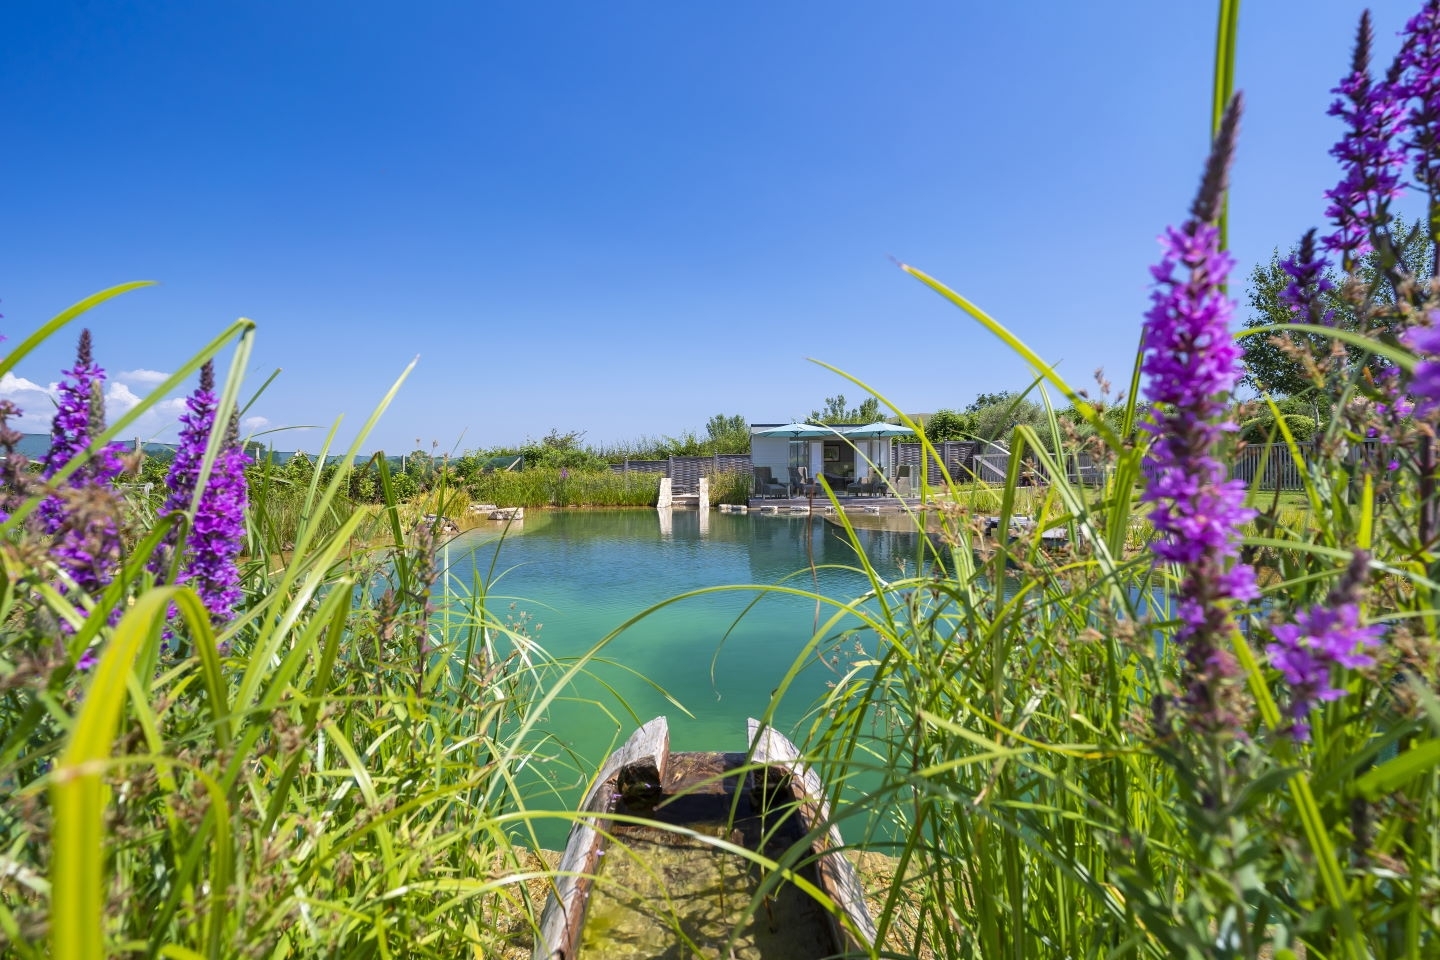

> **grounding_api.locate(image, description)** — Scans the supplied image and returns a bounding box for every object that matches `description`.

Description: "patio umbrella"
[752,422,835,438]
[752,423,834,492]
[839,423,914,481]
[838,422,914,438]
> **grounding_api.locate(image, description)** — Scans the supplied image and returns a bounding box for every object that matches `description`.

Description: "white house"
[749,423,901,487]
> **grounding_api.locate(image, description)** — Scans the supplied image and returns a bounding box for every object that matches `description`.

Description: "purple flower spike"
[156,363,250,629]
[1324,12,1409,268]
[1267,552,1384,741]
[1278,229,1335,325]
[1400,0,1440,196]
[42,330,123,501]
[41,330,125,613]
[1141,95,1257,729]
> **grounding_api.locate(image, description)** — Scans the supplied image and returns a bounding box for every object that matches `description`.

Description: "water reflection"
[448,511,990,846]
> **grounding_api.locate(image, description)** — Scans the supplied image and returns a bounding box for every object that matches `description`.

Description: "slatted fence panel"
[609,454,755,493]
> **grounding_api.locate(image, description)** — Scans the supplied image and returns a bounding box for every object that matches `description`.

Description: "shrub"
[1240,413,1319,443]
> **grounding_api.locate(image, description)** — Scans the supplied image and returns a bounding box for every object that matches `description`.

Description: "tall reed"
[754,3,1439,956]
[0,291,624,959]
[469,466,660,508]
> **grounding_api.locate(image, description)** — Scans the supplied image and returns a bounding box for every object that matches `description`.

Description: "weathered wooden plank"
[533,716,669,960]
[747,718,877,952]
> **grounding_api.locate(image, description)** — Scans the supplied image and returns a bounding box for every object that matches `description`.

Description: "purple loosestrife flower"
[41,330,124,503]
[156,363,250,628]
[1409,322,1440,416]
[159,363,218,524]
[1141,96,1257,730]
[1324,12,1409,268]
[1266,552,1384,741]
[42,330,125,610]
[1400,0,1440,198]
[1278,229,1336,325]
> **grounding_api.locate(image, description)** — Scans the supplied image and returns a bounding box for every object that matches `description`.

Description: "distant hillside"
[13,434,360,465]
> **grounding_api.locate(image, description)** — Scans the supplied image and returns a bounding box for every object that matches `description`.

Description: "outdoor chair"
[849,473,880,497]
[892,463,914,498]
[789,465,818,496]
[753,466,789,499]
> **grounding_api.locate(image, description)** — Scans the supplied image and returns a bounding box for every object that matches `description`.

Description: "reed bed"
[745,7,1439,956]
[0,293,635,959]
[468,466,660,509]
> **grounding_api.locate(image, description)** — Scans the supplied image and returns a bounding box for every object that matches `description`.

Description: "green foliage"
[1240,413,1319,443]
[703,413,750,453]
[518,428,609,471]
[808,393,881,424]
[704,468,752,505]
[964,390,1020,413]
[923,408,972,441]
[469,465,659,508]
[800,169,1438,956]
[1237,216,1433,396]
[1,292,615,959]
[967,393,1048,442]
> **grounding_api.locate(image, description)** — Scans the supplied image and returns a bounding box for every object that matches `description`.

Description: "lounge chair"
[849,473,880,497]
[753,466,789,499]
[789,465,818,496]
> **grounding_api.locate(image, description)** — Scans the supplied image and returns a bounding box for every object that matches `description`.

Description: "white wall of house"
[750,436,790,478]
[751,428,903,486]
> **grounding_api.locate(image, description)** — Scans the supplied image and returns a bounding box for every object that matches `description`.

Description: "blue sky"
[0,1,1420,455]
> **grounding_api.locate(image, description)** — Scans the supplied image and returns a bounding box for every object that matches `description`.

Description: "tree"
[703,413,750,454]
[1237,216,1432,396]
[518,428,607,470]
[972,401,1047,443]
[964,391,1019,414]
[924,409,972,442]
[808,394,880,425]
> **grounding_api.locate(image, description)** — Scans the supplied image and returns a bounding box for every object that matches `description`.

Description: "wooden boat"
[533,716,876,959]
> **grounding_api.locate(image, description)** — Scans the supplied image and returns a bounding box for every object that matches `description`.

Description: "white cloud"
[0,374,57,432]
[0,372,54,400]
[242,415,271,433]
[118,368,170,386]
[105,381,142,415]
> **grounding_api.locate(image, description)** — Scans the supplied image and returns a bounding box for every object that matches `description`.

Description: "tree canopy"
[1237,217,1432,397]
[808,394,880,425]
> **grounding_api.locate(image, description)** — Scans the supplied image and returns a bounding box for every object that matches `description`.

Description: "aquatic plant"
[0,290,615,960]
[765,2,1440,957]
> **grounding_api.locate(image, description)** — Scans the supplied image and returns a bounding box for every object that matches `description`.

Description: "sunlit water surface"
[443,509,928,846]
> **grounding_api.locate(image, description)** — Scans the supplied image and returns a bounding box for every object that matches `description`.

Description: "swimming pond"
[443,509,929,842]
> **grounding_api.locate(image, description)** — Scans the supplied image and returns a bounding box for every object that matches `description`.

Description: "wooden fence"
[610,454,752,493]
[964,439,1392,492]
[613,439,1378,496]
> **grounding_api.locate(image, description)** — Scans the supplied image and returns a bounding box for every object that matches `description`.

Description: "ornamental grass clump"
[0,290,614,960]
[760,2,1440,957]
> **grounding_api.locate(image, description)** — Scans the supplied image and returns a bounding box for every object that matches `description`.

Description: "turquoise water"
[442,509,927,843]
